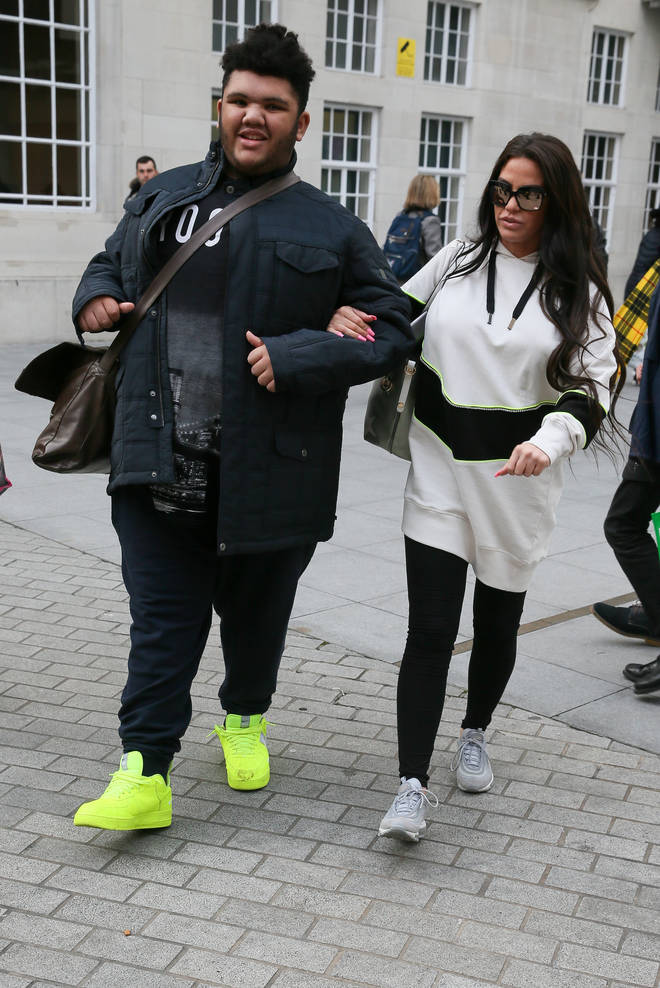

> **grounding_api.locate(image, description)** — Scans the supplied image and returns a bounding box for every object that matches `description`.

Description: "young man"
[72,24,412,830]
[127,155,158,197]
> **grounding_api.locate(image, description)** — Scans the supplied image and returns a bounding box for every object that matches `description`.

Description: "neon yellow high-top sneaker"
[211,714,269,790]
[73,751,172,830]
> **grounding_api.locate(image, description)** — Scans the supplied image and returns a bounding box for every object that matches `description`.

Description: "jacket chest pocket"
[257,242,342,333]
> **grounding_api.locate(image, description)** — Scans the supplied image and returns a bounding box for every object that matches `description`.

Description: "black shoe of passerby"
[623,655,660,683]
[633,656,660,695]
[591,602,660,646]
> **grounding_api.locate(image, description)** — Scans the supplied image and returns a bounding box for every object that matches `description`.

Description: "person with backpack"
[383,175,444,283]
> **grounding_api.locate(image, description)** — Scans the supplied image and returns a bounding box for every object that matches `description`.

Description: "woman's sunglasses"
[488,179,547,212]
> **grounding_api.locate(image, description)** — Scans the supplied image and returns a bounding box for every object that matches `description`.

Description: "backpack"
[383,210,432,282]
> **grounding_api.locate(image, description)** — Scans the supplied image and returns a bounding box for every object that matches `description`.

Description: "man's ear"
[216,98,222,122]
[296,111,311,142]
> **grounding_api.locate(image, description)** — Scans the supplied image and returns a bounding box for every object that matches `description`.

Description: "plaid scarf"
[614,259,660,364]
[0,443,10,495]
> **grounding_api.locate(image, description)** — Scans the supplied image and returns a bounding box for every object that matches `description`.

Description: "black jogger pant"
[397,537,526,787]
[603,457,660,637]
[111,486,316,768]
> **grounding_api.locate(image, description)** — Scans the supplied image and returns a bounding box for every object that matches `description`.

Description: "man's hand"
[246,330,276,392]
[78,296,135,333]
[495,442,550,478]
[635,364,642,385]
[326,305,376,341]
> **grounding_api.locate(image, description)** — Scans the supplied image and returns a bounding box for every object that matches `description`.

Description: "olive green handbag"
[363,278,444,460]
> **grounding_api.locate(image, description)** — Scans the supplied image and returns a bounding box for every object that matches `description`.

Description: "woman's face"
[493,156,548,257]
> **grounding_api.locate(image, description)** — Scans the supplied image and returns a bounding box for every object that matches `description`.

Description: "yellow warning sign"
[396,38,416,77]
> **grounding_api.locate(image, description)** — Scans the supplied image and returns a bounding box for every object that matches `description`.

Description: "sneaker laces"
[103,770,150,800]
[451,732,486,772]
[209,720,270,757]
[393,782,439,817]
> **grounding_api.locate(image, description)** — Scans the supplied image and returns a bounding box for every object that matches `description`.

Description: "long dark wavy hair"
[448,132,625,447]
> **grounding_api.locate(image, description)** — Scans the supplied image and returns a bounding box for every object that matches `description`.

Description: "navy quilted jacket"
[72,145,413,554]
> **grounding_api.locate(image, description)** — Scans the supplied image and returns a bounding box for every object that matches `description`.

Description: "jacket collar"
[123,142,297,214]
[213,142,297,189]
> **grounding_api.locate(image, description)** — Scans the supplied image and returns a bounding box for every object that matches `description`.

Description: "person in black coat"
[625,207,660,299]
[592,283,660,695]
[70,24,413,832]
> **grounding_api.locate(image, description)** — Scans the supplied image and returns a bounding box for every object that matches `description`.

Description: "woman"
[329,133,622,841]
[383,174,444,282]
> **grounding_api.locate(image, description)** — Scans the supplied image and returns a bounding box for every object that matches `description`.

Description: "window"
[587,29,627,106]
[325,0,380,74]
[321,104,377,225]
[0,1,94,208]
[645,139,660,231]
[424,2,473,86]
[419,115,468,243]
[581,132,619,244]
[212,0,276,53]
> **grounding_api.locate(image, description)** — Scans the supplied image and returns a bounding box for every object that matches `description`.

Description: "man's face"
[136,160,157,185]
[218,70,310,178]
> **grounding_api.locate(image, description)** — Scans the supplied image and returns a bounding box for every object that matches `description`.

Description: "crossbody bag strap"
[410,268,449,343]
[98,171,301,371]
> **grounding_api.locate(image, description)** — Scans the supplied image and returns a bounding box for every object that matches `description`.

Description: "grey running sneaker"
[451,729,494,793]
[378,777,439,842]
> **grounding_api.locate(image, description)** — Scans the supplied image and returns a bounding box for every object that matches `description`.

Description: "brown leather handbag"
[0,442,11,495]
[15,172,300,474]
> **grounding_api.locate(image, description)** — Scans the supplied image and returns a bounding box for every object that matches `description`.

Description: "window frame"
[210,87,221,145]
[212,0,278,55]
[0,0,96,211]
[581,130,619,246]
[324,0,382,76]
[423,1,475,87]
[644,137,660,232]
[418,113,469,244]
[320,101,378,228]
[587,27,628,107]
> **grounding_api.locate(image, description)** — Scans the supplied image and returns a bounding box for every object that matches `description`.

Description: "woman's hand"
[495,442,550,478]
[326,306,376,341]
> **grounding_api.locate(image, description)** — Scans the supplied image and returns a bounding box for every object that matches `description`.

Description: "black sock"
[126,750,170,780]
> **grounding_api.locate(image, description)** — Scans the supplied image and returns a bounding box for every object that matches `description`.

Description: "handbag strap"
[410,269,447,343]
[423,274,446,313]
[98,170,301,371]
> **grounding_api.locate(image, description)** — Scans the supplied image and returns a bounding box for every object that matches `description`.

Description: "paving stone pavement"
[0,520,659,987]
[2,341,659,756]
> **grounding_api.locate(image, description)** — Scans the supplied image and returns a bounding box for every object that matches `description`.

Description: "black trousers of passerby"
[111,485,315,771]
[603,457,660,636]
[397,537,526,787]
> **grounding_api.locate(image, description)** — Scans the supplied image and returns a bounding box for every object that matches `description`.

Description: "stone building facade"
[1,0,659,343]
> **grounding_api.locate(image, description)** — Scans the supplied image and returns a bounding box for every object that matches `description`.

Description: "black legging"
[397,537,526,786]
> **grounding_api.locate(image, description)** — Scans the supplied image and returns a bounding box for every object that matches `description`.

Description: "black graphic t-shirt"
[150,180,241,517]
